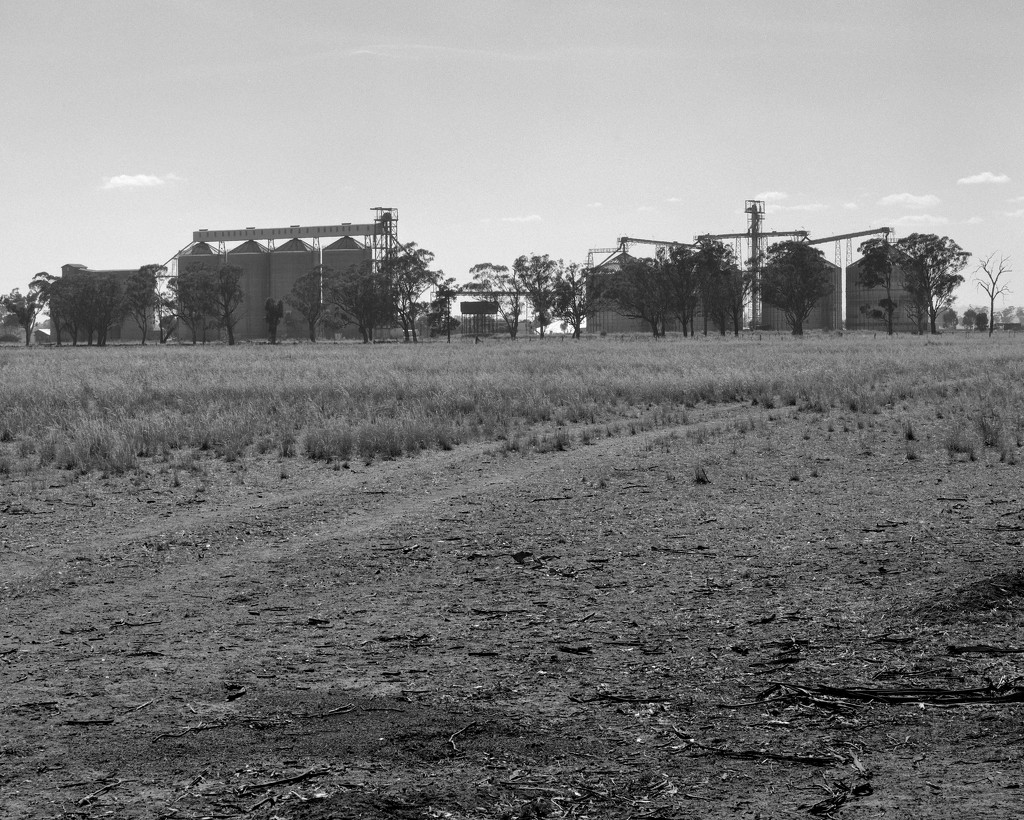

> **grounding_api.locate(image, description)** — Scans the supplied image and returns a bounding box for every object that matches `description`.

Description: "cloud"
[965,216,984,224]
[1009,196,1024,203]
[1005,208,1024,218]
[755,191,788,202]
[500,214,542,223]
[767,202,827,213]
[665,196,682,203]
[957,171,1010,185]
[894,214,949,226]
[879,193,940,208]
[843,202,859,210]
[637,205,657,213]
[586,202,603,208]
[102,173,181,190]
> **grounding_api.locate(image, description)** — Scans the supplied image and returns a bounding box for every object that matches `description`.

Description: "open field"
[2,334,1024,819]
[3,333,1024,474]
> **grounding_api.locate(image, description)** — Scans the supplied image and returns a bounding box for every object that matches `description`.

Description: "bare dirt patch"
[2,397,1023,818]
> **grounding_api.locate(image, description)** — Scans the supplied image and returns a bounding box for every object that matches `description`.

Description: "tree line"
[0,244,586,346]
[594,231,982,337]
[0,231,1005,345]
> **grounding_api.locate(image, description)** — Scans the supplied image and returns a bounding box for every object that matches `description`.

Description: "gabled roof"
[228,240,268,254]
[324,236,365,251]
[275,238,314,253]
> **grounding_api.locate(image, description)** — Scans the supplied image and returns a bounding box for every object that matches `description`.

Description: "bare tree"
[974,253,1012,336]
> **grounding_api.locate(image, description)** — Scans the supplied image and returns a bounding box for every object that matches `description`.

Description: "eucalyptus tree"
[324,260,396,343]
[690,239,749,336]
[208,264,244,345]
[856,237,901,335]
[427,276,461,341]
[123,264,164,344]
[665,244,702,336]
[171,263,217,344]
[0,279,45,346]
[552,261,593,339]
[388,243,438,342]
[760,241,833,336]
[896,233,969,335]
[515,254,559,338]
[467,262,525,339]
[287,265,331,342]
[603,255,673,337]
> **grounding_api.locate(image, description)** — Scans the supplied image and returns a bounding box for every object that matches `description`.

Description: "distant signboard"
[461,301,500,315]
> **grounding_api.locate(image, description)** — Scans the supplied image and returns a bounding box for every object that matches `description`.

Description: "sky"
[2,0,1022,311]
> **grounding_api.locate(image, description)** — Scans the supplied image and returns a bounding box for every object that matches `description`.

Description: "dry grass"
[2,333,1024,475]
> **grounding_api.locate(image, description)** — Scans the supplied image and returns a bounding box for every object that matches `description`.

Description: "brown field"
[2,334,1024,819]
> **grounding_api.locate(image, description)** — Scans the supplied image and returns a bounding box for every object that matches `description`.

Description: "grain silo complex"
[172,208,396,341]
[586,199,892,335]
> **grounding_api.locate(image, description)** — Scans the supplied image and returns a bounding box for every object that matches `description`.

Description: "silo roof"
[228,240,268,254]
[324,236,365,250]
[182,241,218,255]
[275,238,314,252]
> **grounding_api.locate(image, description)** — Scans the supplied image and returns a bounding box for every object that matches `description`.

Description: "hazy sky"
[3,0,1022,308]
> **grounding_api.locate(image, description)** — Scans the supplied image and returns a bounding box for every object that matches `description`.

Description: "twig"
[238,768,330,794]
[154,721,226,741]
[676,735,843,767]
[76,779,123,806]
[247,793,276,812]
[570,692,673,704]
[766,680,1024,707]
[305,703,355,717]
[448,722,477,754]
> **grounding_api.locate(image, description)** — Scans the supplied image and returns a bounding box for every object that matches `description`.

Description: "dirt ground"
[2,398,1023,819]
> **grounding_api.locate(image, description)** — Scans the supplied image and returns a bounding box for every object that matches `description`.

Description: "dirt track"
[2,399,1023,818]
